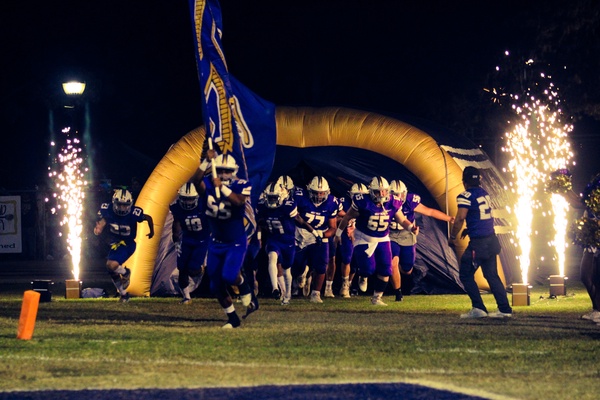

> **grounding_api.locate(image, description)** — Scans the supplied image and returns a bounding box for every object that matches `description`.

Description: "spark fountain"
[492,53,574,301]
[49,128,88,291]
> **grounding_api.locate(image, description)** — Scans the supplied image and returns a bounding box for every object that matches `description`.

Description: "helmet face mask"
[214,154,238,185]
[349,183,368,196]
[178,183,199,210]
[369,177,390,204]
[307,176,330,206]
[276,175,294,192]
[389,180,407,202]
[264,182,287,208]
[112,189,133,216]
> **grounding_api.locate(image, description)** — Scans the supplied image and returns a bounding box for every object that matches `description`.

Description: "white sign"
[0,196,21,253]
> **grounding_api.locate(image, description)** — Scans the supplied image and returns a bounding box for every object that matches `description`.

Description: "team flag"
[189,0,276,207]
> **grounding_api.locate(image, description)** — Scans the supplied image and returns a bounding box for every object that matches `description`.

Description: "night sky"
[2,0,599,192]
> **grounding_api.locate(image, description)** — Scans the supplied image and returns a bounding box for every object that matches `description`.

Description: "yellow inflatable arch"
[126,106,504,296]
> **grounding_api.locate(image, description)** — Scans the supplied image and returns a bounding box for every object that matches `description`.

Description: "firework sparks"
[49,128,88,281]
[495,55,574,283]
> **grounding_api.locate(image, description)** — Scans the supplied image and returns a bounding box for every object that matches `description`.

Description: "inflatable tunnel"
[125,106,516,297]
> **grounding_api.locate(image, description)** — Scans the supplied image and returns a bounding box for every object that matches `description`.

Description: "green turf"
[1,283,598,400]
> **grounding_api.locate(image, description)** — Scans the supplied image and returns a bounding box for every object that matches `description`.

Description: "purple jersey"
[97,203,145,243]
[169,202,210,245]
[256,197,299,246]
[294,191,339,247]
[390,193,420,231]
[339,196,353,213]
[352,193,402,238]
[203,177,252,243]
[457,186,495,238]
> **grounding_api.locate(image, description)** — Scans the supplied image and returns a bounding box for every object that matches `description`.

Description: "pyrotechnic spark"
[49,129,88,281]
[497,56,574,283]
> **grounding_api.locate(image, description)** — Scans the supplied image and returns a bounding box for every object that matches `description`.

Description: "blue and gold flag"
[189,0,276,208]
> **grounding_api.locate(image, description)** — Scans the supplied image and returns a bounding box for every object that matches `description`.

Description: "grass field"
[1,274,599,400]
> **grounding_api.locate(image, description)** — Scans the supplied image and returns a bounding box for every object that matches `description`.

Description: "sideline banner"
[0,196,21,253]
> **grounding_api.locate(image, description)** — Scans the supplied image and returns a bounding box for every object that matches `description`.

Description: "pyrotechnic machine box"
[65,279,82,299]
[512,283,531,307]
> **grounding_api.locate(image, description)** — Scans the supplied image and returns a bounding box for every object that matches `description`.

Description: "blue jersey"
[257,197,298,246]
[97,203,145,243]
[203,177,252,243]
[169,202,210,245]
[352,193,402,238]
[456,186,495,238]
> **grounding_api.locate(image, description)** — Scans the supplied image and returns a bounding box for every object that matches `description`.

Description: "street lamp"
[62,81,86,96]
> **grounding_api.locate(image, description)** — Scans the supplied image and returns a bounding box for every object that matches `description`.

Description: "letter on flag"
[188,0,276,208]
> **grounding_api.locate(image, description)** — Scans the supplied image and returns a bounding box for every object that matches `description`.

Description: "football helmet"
[178,183,199,210]
[389,180,408,202]
[112,188,133,216]
[276,175,295,192]
[213,154,238,185]
[264,182,287,209]
[368,176,390,204]
[349,183,369,195]
[307,176,330,206]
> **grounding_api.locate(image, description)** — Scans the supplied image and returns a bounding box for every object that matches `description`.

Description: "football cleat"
[324,288,335,298]
[119,293,130,303]
[460,308,488,319]
[120,267,131,290]
[371,295,387,306]
[487,311,513,319]
[242,293,259,319]
[310,292,323,303]
[339,283,350,298]
[358,277,368,292]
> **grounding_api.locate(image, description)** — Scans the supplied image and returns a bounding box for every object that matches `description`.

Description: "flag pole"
[208,137,220,199]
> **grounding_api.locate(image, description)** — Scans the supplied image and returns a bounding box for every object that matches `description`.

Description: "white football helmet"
[368,176,390,204]
[264,182,287,209]
[307,176,330,206]
[112,188,133,216]
[349,183,369,195]
[389,179,408,202]
[178,183,199,210]
[276,175,295,192]
[213,154,238,185]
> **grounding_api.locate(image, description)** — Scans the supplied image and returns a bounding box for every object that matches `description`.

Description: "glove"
[460,229,469,239]
[174,241,182,257]
[311,230,324,245]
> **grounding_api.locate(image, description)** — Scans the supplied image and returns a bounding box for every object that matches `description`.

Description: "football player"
[93,188,154,302]
[335,177,417,306]
[257,181,313,304]
[292,176,339,303]
[170,182,211,304]
[336,183,369,298]
[388,180,454,301]
[191,150,258,328]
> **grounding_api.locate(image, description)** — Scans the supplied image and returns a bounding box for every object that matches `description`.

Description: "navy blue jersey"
[456,186,495,238]
[203,177,252,243]
[97,203,145,243]
[169,201,210,244]
[257,197,298,246]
